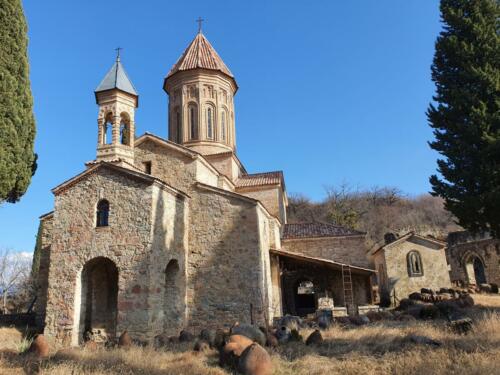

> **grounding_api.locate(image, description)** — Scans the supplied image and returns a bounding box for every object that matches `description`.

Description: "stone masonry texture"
[373,236,451,303]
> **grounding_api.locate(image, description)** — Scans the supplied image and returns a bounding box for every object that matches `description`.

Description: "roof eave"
[94,88,139,107]
[163,69,238,94]
[270,249,376,274]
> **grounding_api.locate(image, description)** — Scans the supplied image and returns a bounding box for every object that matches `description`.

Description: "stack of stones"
[398,287,476,321]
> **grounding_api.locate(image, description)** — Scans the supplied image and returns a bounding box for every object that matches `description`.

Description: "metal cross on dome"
[115,47,123,61]
[196,17,204,33]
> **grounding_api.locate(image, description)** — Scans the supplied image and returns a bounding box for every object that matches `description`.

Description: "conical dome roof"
[166,32,235,80]
[95,57,138,96]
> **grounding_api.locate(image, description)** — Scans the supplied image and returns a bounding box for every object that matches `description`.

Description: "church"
[35,30,376,345]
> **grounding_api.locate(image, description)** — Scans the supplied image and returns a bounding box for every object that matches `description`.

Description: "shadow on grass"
[274,304,500,362]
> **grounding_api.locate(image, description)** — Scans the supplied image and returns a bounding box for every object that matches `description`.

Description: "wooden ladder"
[342,264,355,314]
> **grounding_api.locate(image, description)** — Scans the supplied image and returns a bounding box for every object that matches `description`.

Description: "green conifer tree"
[428,0,500,237]
[0,0,37,203]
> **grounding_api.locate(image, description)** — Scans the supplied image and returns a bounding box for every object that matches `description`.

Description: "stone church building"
[36,31,376,345]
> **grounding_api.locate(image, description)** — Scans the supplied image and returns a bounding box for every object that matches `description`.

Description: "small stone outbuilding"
[371,232,451,305]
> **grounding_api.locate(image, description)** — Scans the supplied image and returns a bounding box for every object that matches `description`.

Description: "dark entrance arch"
[472,257,487,285]
[79,257,118,341]
[294,279,316,316]
[465,255,487,285]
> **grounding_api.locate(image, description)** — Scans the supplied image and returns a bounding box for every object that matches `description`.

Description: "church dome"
[164,32,237,91]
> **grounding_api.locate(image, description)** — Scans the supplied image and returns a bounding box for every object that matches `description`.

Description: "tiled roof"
[166,32,234,79]
[235,171,284,188]
[282,222,365,240]
[95,57,137,96]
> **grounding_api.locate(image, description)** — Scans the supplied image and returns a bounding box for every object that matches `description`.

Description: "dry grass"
[0,294,499,375]
[472,294,500,308]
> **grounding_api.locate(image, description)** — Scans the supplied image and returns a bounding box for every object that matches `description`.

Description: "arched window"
[407,251,423,277]
[96,200,110,227]
[221,110,226,142]
[119,113,131,146]
[188,104,198,140]
[206,106,214,139]
[176,109,182,143]
[104,113,113,145]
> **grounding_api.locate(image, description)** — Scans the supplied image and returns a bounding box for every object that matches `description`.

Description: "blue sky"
[1,0,442,252]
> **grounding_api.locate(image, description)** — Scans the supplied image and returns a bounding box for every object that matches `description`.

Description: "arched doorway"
[294,279,316,316]
[465,255,487,285]
[78,257,118,343]
[164,259,181,330]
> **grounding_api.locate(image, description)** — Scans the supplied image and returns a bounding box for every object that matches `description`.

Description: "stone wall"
[269,255,283,316]
[282,236,370,268]
[447,238,500,286]
[35,214,53,326]
[378,238,451,302]
[186,185,270,329]
[147,187,189,336]
[134,139,197,194]
[237,185,286,224]
[256,207,275,322]
[44,167,187,345]
[204,153,240,182]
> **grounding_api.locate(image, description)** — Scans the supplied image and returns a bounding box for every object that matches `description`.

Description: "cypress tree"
[0,0,37,203]
[428,0,500,237]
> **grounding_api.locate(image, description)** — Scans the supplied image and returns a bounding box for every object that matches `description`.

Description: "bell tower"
[95,50,138,165]
[163,29,238,156]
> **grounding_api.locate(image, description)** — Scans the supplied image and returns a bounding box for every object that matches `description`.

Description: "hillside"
[287,185,461,249]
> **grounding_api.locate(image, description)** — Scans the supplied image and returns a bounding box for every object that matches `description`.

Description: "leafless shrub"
[0,248,33,314]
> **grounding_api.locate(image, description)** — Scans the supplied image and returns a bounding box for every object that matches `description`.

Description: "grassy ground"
[0,294,499,375]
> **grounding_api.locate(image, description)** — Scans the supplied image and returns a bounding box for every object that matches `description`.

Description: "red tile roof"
[166,33,234,79]
[282,222,365,239]
[235,171,284,188]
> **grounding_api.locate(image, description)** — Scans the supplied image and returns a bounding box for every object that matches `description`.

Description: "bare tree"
[0,248,32,314]
[287,184,461,248]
